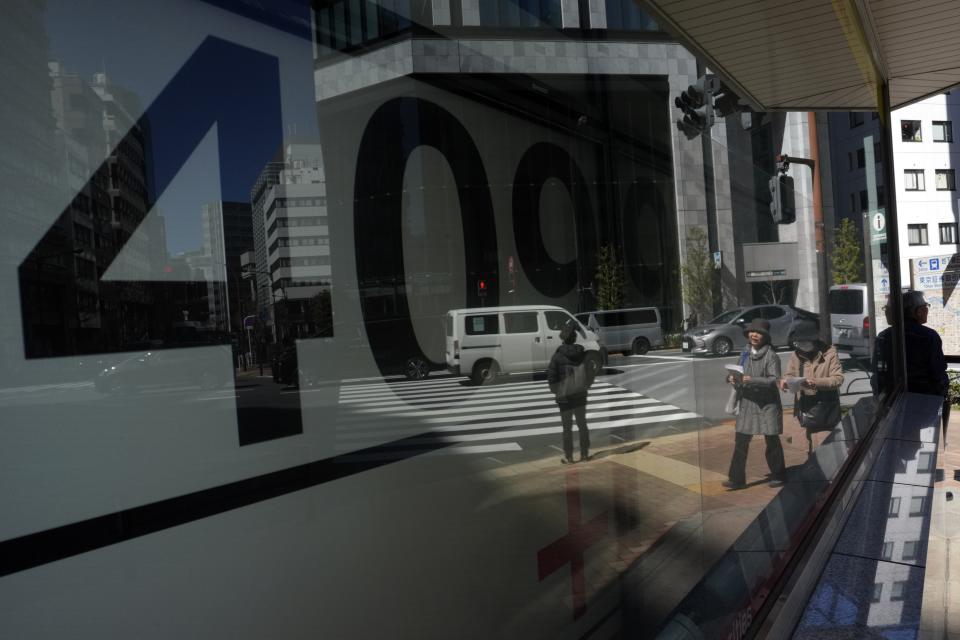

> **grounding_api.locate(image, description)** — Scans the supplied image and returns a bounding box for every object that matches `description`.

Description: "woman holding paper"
[723,319,784,490]
[780,329,844,453]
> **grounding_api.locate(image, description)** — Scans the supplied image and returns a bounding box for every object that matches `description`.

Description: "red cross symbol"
[537,468,608,619]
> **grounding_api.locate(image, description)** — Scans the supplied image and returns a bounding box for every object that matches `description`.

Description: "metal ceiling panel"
[644,0,960,110]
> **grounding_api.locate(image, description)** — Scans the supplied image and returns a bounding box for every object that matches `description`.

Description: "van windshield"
[829,290,864,314]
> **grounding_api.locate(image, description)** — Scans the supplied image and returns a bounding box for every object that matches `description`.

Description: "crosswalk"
[333,375,699,460]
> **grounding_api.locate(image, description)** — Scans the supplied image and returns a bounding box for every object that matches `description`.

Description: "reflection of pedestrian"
[685,311,698,331]
[780,329,843,453]
[548,324,592,464]
[723,320,785,489]
[902,291,950,443]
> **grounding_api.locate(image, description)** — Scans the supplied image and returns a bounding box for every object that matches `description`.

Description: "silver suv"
[682,304,820,356]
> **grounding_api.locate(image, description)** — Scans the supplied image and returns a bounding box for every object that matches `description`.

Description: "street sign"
[243,315,256,330]
[870,212,886,242]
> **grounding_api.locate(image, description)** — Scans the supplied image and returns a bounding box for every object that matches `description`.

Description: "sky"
[45,0,320,256]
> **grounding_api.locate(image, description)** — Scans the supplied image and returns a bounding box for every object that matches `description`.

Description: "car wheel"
[405,356,430,380]
[584,352,602,378]
[471,359,499,386]
[630,337,650,356]
[713,337,733,357]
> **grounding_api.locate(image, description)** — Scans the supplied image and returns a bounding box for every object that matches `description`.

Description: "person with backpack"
[548,323,593,464]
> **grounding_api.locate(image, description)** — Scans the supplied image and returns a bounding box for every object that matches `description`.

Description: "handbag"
[797,362,841,432]
[798,392,841,431]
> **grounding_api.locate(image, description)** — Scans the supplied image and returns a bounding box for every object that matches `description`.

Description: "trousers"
[728,431,784,485]
[560,405,589,460]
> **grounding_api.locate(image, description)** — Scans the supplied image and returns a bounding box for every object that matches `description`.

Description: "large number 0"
[17,37,296,446]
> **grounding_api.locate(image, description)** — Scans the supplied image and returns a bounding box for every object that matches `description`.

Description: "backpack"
[556,362,589,400]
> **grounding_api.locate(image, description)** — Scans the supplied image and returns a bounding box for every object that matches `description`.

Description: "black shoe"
[768,478,785,488]
[722,480,745,490]
[561,457,575,465]
[579,453,591,462]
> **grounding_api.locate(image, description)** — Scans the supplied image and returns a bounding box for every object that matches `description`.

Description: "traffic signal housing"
[674,75,720,140]
[769,174,796,224]
[477,278,489,298]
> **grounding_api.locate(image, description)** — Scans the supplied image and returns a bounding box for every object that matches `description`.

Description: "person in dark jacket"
[874,291,949,443]
[723,319,784,489]
[548,323,592,464]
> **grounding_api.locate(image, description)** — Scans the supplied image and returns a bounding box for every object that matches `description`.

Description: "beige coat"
[784,345,844,409]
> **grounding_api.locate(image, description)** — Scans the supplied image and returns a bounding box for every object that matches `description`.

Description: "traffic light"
[674,75,720,140]
[769,174,796,224]
[477,278,488,298]
[712,85,746,118]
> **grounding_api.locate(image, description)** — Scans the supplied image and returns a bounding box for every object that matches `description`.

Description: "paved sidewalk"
[920,412,960,639]
[476,409,826,629]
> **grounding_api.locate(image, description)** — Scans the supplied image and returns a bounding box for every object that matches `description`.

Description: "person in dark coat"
[548,323,592,464]
[874,291,950,443]
[723,319,785,489]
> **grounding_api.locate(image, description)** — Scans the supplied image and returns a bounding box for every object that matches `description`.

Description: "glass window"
[882,542,894,560]
[908,224,929,246]
[891,581,908,602]
[902,540,918,560]
[606,1,660,30]
[849,112,864,128]
[545,311,576,331]
[622,309,658,324]
[940,223,958,245]
[504,312,539,333]
[901,120,922,141]
[764,306,785,319]
[465,314,499,335]
[933,121,953,142]
[856,147,865,168]
[859,189,868,211]
[871,583,882,603]
[936,169,956,190]
[829,289,864,314]
[889,497,901,516]
[909,496,926,516]
[905,169,925,191]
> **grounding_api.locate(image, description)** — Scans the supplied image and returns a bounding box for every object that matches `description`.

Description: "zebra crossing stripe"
[342,396,659,422]
[339,385,629,410]
[338,378,596,400]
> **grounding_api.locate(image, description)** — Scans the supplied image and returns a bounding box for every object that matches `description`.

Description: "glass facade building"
[0,1,933,638]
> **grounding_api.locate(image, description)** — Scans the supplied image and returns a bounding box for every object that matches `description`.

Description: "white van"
[575,307,663,355]
[829,283,870,357]
[445,305,605,385]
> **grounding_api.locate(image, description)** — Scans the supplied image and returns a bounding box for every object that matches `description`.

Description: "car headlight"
[694,329,713,337]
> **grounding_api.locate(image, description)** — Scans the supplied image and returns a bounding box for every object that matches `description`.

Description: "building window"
[903,540,919,561]
[481,0,563,28]
[936,169,956,190]
[859,190,868,212]
[882,541,894,560]
[849,193,856,214]
[891,581,908,602]
[849,112,865,128]
[606,1,660,30]
[933,121,953,142]
[888,497,901,516]
[901,120,922,142]
[871,583,883,603]
[904,169,925,191]
[874,141,881,162]
[848,152,854,171]
[856,147,865,168]
[908,224,929,246]
[878,184,885,208]
[909,496,926,516]
[940,223,958,244]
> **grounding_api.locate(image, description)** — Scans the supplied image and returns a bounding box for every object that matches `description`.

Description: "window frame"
[901,119,922,142]
[933,120,953,142]
[904,169,925,191]
[935,168,956,191]
[939,223,958,245]
[908,224,929,246]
